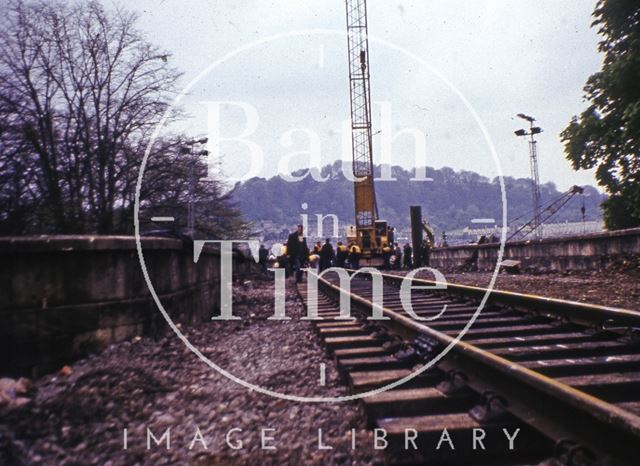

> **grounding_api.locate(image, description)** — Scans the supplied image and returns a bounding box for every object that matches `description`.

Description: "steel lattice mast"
[515,113,543,240]
[528,133,542,239]
[345,0,378,245]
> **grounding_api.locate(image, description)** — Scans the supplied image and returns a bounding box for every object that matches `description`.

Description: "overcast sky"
[125,0,603,191]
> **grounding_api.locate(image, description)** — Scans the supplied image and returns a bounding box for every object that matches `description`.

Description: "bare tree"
[139,137,252,239]
[0,0,182,233]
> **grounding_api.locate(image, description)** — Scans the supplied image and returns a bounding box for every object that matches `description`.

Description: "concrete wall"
[430,228,640,273]
[0,236,253,377]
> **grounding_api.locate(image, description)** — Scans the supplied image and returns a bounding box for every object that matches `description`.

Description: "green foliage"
[231,162,604,233]
[600,179,640,230]
[561,0,640,229]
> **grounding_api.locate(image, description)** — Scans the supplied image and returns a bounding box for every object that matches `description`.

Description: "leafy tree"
[561,0,640,229]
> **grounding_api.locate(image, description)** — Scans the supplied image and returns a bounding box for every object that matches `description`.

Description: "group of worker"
[258,224,429,283]
[309,238,363,271]
[281,225,364,283]
[381,242,426,270]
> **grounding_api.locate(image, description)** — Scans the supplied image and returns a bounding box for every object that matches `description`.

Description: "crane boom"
[508,185,584,241]
[345,0,385,253]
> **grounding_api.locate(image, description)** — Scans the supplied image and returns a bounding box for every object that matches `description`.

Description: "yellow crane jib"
[344,0,393,261]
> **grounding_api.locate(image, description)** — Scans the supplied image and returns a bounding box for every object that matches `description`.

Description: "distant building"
[445,220,605,245]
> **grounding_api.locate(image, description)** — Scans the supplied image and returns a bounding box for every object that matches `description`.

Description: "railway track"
[297,270,640,465]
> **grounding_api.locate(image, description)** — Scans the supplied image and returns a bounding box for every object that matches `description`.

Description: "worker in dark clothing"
[403,243,413,269]
[394,242,402,270]
[279,245,290,277]
[319,238,335,272]
[421,239,432,267]
[381,243,393,270]
[336,241,349,268]
[348,243,361,269]
[311,240,322,271]
[286,224,310,283]
[258,244,269,274]
[441,232,448,248]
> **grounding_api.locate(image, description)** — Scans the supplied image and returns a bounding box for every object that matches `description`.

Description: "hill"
[230,161,605,234]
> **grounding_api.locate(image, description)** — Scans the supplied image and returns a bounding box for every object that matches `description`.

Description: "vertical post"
[528,124,542,240]
[410,205,423,268]
[187,145,195,238]
[515,114,543,241]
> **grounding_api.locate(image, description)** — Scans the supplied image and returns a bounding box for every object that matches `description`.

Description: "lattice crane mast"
[345,0,392,260]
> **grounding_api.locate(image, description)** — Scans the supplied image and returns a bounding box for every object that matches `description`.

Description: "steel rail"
[315,272,640,464]
[378,270,640,329]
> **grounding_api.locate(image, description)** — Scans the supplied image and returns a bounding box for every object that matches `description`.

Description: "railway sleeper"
[491,340,635,361]
[467,332,607,349]
[348,368,443,393]
[522,353,640,378]
[304,279,639,465]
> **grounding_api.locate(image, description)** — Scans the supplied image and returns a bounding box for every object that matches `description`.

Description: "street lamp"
[514,114,543,240]
[181,138,209,238]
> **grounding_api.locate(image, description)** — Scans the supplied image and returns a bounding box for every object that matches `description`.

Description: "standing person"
[286,224,310,283]
[381,243,393,270]
[258,244,269,275]
[403,243,413,269]
[394,242,402,270]
[319,238,335,272]
[422,239,432,267]
[310,240,322,271]
[279,244,290,277]
[348,243,361,269]
[336,241,349,268]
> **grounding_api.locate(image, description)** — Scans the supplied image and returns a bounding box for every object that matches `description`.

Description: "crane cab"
[346,220,394,267]
[375,220,394,249]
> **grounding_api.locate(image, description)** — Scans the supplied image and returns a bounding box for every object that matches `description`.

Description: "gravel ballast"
[0,277,385,466]
[444,271,640,310]
[385,269,640,310]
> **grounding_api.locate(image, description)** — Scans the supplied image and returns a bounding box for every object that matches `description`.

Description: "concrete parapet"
[430,228,640,274]
[1,236,252,376]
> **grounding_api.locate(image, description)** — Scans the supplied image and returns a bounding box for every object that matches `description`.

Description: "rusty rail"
[308,270,640,464]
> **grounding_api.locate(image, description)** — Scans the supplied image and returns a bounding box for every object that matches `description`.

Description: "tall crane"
[345,0,392,260]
